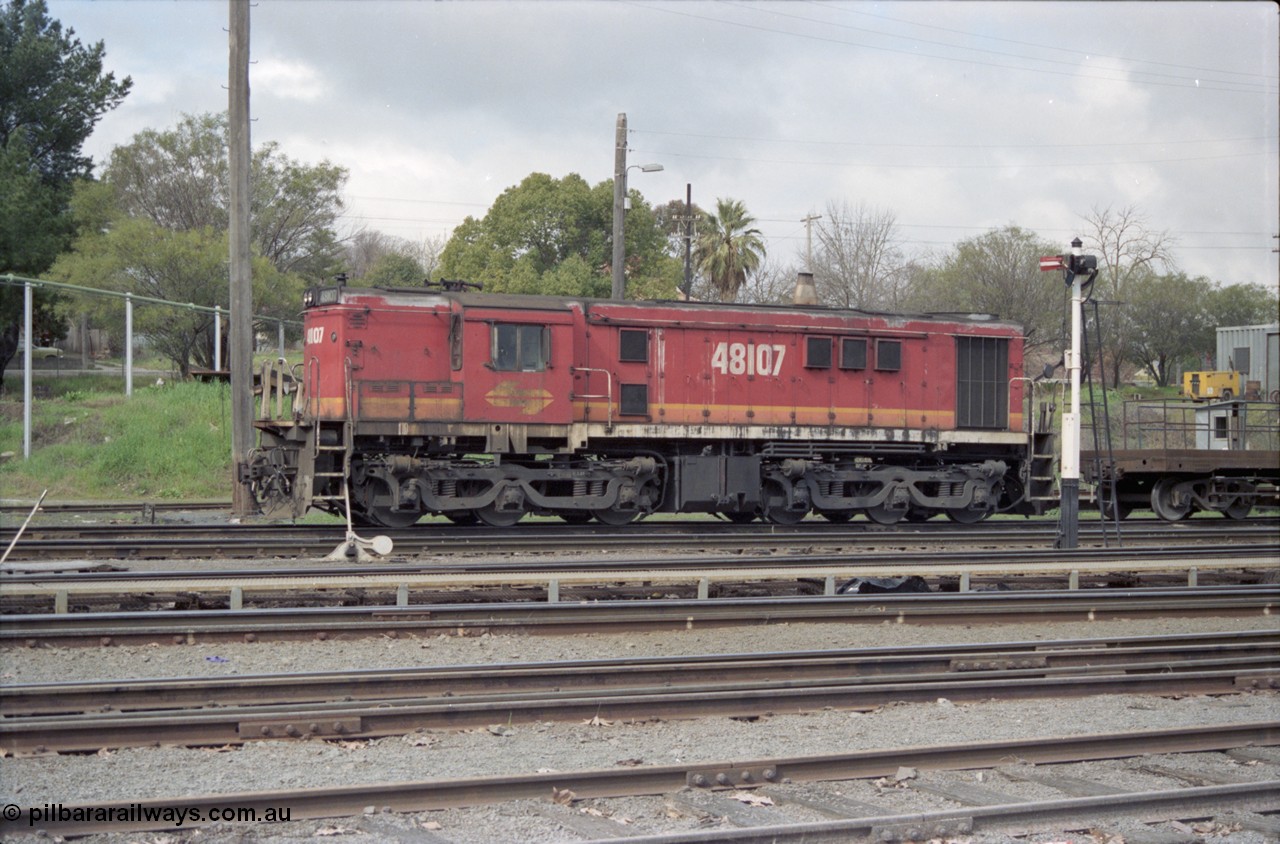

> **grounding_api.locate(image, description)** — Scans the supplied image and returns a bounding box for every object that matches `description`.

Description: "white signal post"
[1040,238,1097,550]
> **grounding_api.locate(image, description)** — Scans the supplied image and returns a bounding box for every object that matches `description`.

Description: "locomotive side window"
[840,338,867,370]
[450,313,463,370]
[491,323,548,372]
[875,340,902,371]
[805,336,833,369]
[619,329,649,363]
[620,383,648,416]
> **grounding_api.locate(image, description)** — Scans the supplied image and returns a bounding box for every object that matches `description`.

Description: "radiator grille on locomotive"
[956,336,1009,429]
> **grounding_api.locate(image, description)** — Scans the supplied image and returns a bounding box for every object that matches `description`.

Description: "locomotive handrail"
[571,366,613,429]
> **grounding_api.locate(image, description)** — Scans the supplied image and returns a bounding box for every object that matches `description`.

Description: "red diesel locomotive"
[249,282,1045,528]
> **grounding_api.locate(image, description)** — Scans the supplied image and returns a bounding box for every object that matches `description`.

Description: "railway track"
[3,543,1276,615]
[3,586,1277,646]
[3,631,1277,757]
[2,723,1275,838]
[3,515,1276,561]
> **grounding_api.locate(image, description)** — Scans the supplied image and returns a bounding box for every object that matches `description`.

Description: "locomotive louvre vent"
[956,336,1009,429]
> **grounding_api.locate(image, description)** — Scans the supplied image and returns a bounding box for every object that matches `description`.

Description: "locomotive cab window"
[619,329,649,363]
[875,340,902,371]
[840,338,867,370]
[491,323,549,372]
[805,336,833,369]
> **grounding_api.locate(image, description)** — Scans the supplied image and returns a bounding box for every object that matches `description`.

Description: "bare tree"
[812,201,907,311]
[733,254,797,305]
[1080,205,1178,386]
[411,233,447,281]
[343,229,401,280]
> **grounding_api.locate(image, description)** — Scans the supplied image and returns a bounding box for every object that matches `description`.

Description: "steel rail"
[2,519,1276,561]
[2,551,1276,615]
[1,722,1275,837]
[587,782,1280,844]
[5,541,1279,583]
[4,663,1276,755]
[4,631,1277,717]
[4,587,1276,645]
[6,515,1276,540]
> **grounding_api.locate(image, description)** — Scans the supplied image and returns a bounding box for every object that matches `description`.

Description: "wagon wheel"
[444,511,480,526]
[725,511,758,524]
[864,504,906,525]
[1099,493,1133,522]
[818,509,855,523]
[557,511,594,525]
[1150,476,1193,522]
[1223,481,1254,520]
[475,503,525,527]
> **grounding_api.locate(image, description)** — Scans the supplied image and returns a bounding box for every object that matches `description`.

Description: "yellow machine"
[1182,370,1243,401]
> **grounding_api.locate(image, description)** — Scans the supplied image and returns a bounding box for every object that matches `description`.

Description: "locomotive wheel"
[592,508,640,526]
[725,511,758,524]
[557,511,594,525]
[1223,482,1254,520]
[864,504,906,525]
[945,507,991,524]
[818,509,855,523]
[764,505,807,525]
[365,505,422,528]
[1150,477,1193,522]
[475,504,525,527]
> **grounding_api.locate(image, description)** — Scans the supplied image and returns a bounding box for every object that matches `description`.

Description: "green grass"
[1,380,236,501]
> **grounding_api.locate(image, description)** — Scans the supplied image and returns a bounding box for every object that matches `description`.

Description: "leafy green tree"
[437,172,679,299]
[105,112,347,281]
[1204,282,1278,330]
[364,252,425,288]
[904,225,1066,361]
[46,114,343,374]
[51,207,301,376]
[1122,271,1213,387]
[694,198,766,303]
[0,0,130,386]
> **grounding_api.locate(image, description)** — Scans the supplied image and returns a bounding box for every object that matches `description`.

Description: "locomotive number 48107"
[710,341,787,377]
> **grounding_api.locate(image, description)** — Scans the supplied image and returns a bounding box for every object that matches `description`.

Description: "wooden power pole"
[228,0,255,517]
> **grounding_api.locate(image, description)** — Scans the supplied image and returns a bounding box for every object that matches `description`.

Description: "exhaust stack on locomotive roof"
[793,271,819,306]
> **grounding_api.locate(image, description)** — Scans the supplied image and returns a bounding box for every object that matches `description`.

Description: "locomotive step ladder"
[311,419,353,506]
[1026,401,1059,503]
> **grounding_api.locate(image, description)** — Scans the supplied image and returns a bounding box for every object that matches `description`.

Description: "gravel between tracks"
[2,614,1278,843]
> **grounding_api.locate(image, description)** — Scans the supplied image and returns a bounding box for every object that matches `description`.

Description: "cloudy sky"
[48,0,1279,289]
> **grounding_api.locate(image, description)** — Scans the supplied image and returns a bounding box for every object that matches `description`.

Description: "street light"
[611,161,664,300]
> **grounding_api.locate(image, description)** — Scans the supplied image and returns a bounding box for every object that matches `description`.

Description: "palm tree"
[695,198,766,302]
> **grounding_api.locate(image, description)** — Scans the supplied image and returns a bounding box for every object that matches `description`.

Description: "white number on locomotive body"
[710,341,786,377]
[305,326,325,345]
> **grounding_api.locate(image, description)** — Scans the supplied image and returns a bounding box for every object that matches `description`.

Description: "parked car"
[20,346,64,359]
